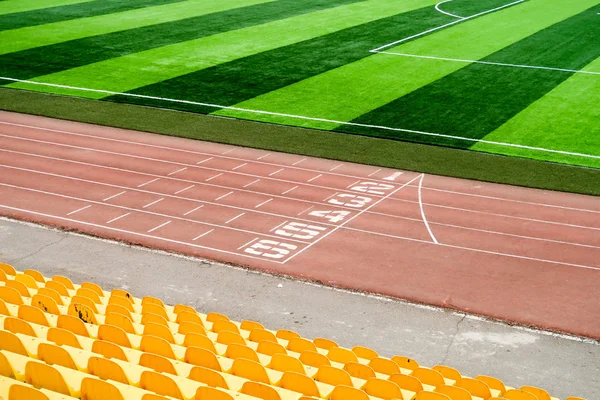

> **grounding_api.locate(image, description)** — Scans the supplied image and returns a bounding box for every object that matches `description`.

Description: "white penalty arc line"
[1,78,598,160]
[418,175,438,244]
[434,0,464,19]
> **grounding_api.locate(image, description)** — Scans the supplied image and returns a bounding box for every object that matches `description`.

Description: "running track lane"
[0,111,598,339]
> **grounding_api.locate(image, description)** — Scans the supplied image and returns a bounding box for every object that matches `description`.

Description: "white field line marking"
[434,0,464,19]
[282,186,298,195]
[103,191,127,202]
[174,185,194,195]
[193,229,214,241]
[346,180,360,189]
[215,191,233,201]
[183,205,203,216]
[0,182,310,244]
[368,168,382,177]
[377,51,600,76]
[370,0,526,52]
[168,167,187,176]
[232,163,247,171]
[2,152,596,231]
[269,168,284,177]
[237,237,259,250]
[205,173,222,182]
[330,164,343,172]
[196,157,213,165]
[243,179,260,188]
[0,122,396,186]
[143,198,164,209]
[148,220,170,233]
[418,175,439,244]
[285,175,422,263]
[307,174,322,183]
[257,153,270,160]
[323,192,338,202]
[255,198,273,209]
[297,205,314,216]
[383,172,403,181]
[2,78,598,160]
[221,149,234,155]
[66,204,91,216]
[225,212,245,224]
[292,158,307,166]
[107,212,130,224]
[0,204,284,263]
[137,178,159,188]
[270,221,289,232]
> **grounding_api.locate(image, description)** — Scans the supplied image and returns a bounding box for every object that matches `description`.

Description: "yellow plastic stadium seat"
[174,304,195,315]
[314,365,353,387]
[140,335,176,360]
[368,357,401,375]
[476,375,506,395]
[87,356,129,385]
[300,350,330,368]
[195,386,234,400]
[275,329,300,341]
[24,269,46,284]
[52,276,75,290]
[257,341,287,357]
[0,270,6,283]
[207,312,229,323]
[240,320,264,332]
[8,384,51,400]
[363,377,404,400]
[352,345,378,360]
[185,347,222,371]
[184,332,218,354]
[435,385,473,400]
[521,386,551,400]
[344,362,376,380]
[91,339,128,361]
[4,317,37,338]
[18,304,50,327]
[76,288,101,306]
[329,385,370,400]
[142,304,168,320]
[433,365,461,381]
[143,322,176,344]
[45,281,69,297]
[226,343,260,363]
[6,281,30,298]
[249,328,278,344]
[142,296,164,308]
[139,352,177,375]
[47,327,82,349]
[106,304,133,320]
[176,311,203,325]
[140,370,183,399]
[269,353,305,374]
[287,337,317,353]
[15,274,39,290]
[80,377,125,400]
[109,295,136,313]
[566,397,585,400]
[68,303,98,325]
[389,373,424,393]
[0,298,11,316]
[188,365,229,389]
[142,312,169,328]
[415,392,452,400]
[240,380,281,400]
[38,343,77,370]
[25,361,72,397]
[231,358,270,384]
[393,355,419,371]
[0,286,24,305]
[81,282,104,298]
[178,321,206,336]
[455,377,492,399]
[57,314,90,338]
[98,324,133,348]
[217,330,246,346]
[213,319,241,335]
[327,347,358,364]
[0,263,16,276]
[313,338,338,351]
[38,287,64,306]
[31,294,61,316]
[0,331,30,356]
[105,312,136,334]
[504,389,539,400]
[279,371,320,397]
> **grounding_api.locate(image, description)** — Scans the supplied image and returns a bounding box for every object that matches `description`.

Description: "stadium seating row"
[0,263,586,400]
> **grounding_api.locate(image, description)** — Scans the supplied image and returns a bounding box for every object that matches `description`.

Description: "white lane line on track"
[183,205,203,216]
[168,167,187,176]
[330,164,343,172]
[255,198,272,209]
[196,157,213,165]
[193,229,214,241]
[243,179,260,188]
[66,205,91,216]
[282,186,298,195]
[205,173,222,182]
[346,180,360,189]
[225,212,245,225]
[148,221,171,233]
[221,149,234,155]
[257,153,270,160]
[0,182,309,244]
[368,168,382,177]
[285,175,423,264]
[215,191,233,201]
[270,221,288,233]
[232,163,247,171]
[137,178,159,188]
[269,168,284,177]
[237,237,259,250]
[107,212,130,224]
[5,131,598,214]
[1,155,596,234]
[297,205,314,216]
[174,185,194,195]
[0,204,283,263]
[143,198,164,209]
[292,158,307,166]
[2,182,597,267]
[418,175,439,244]
[103,191,127,202]
[323,192,338,202]
[307,174,322,183]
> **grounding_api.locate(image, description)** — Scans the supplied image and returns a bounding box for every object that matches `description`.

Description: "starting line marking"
[193,229,214,241]
[66,204,91,216]
[148,220,171,233]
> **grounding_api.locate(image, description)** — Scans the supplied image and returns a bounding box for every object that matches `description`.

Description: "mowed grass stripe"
[215,0,593,129]
[440,0,520,17]
[344,5,600,150]
[0,0,186,31]
[0,0,273,56]
[106,6,455,114]
[0,0,92,16]
[472,55,600,168]
[0,0,361,81]
[8,0,439,98]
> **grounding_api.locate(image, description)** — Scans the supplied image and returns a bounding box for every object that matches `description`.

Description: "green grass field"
[0,0,599,169]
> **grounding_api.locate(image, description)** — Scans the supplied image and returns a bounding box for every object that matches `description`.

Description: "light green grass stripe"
[0,0,273,56]
[8,0,439,99]
[0,0,92,16]
[215,0,598,129]
[472,56,600,168]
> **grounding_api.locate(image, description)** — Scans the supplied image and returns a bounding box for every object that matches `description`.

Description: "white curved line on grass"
[435,0,464,19]
[1,76,599,161]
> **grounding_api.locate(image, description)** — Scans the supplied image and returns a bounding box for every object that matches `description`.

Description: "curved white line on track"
[419,175,438,244]
[435,0,464,19]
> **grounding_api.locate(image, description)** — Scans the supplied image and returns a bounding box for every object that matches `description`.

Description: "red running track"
[0,111,598,339]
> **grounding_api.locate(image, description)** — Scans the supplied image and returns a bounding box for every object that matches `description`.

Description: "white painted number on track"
[309,210,351,223]
[383,172,403,181]
[244,240,297,259]
[328,193,372,208]
[350,181,395,196]
[275,222,327,240]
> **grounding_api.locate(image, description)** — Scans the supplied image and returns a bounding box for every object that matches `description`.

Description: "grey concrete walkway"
[0,217,598,399]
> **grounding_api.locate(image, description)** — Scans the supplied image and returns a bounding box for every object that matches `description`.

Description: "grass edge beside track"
[1,88,598,196]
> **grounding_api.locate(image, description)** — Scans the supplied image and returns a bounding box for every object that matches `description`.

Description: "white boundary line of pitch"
[434,0,465,19]
[1,76,599,161]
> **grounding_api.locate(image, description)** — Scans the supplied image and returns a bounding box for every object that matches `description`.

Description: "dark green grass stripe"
[0,0,362,81]
[0,0,185,31]
[342,6,600,149]
[104,6,456,113]
[442,0,523,18]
